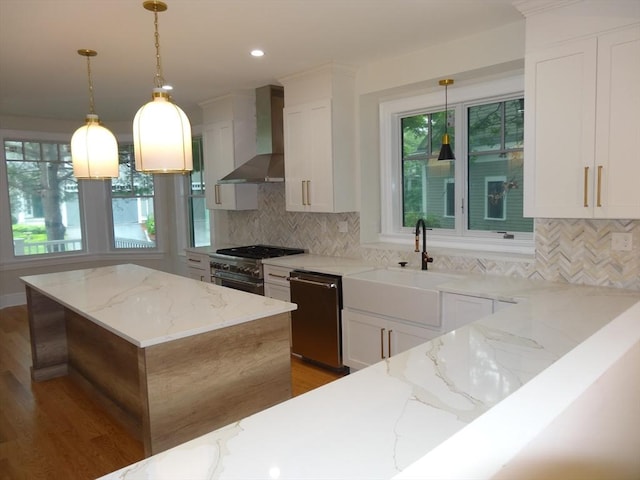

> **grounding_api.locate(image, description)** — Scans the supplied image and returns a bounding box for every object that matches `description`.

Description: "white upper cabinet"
[594,26,640,218]
[280,64,358,213]
[201,93,258,211]
[521,1,640,219]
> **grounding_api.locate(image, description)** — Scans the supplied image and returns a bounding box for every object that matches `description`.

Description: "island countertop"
[21,263,296,348]
[99,275,640,479]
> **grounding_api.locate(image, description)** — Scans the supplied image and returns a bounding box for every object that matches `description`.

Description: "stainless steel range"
[210,245,305,295]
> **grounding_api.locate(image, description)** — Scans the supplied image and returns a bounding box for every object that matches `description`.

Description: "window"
[467,98,531,232]
[401,110,454,229]
[111,145,156,249]
[4,139,83,257]
[187,137,210,247]
[381,76,533,253]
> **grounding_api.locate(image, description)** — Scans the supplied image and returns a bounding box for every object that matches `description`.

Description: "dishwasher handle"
[289,276,337,289]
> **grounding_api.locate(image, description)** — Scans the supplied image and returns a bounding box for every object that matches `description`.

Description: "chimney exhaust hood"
[219,85,284,184]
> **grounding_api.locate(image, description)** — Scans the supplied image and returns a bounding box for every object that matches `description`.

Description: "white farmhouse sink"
[342,268,463,329]
[348,268,462,290]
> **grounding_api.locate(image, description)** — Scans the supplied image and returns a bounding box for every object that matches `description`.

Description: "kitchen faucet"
[414,219,434,270]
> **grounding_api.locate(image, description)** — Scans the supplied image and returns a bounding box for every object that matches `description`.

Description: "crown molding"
[512,0,582,17]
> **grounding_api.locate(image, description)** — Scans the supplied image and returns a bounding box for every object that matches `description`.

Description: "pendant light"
[133,0,192,173]
[71,49,119,179]
[437,78,455,161]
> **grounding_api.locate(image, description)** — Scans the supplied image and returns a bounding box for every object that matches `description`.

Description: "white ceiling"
[0,0,523,125]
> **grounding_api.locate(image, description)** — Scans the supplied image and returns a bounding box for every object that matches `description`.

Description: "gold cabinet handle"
[597,165,603,207]
[583,166,589,207]
[215,184,221,205]
[268,273,287,279]
[388,329,393,357]
[380,328,385,359]
[306,180,311,206]
[301,181,307,206]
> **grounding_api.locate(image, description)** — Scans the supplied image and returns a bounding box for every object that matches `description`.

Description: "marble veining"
[100,272,640,479]
[21,264,296,347]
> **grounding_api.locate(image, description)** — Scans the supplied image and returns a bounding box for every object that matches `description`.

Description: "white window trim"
[379,74,534,255]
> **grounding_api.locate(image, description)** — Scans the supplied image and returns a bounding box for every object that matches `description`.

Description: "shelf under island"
[21,263,297,457]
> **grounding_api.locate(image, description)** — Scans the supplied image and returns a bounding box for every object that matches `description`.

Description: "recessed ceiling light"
[250,49,265,57]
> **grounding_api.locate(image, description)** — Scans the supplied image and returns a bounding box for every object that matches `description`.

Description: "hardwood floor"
[0,305,346,479]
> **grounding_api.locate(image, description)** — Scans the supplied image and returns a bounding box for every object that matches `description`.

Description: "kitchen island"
[21,264,296,456]
[99,271,640,479]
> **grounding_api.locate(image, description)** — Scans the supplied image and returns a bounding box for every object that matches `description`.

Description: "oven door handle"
[289,277,337,289]
[213,272,263,287]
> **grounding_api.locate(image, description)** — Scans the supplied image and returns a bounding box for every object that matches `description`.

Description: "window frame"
[185,136,210,248]
[3,134,88,260]
[379,74,534,254]
[109,143,158,251]
[0,129,171,268]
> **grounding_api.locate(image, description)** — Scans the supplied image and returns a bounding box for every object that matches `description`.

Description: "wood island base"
[26,286,292,456]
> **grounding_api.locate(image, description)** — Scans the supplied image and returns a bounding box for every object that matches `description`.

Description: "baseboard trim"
[1,292,26,308]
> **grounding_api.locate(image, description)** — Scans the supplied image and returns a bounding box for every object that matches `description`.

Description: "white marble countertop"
[21,264,296,348]
[99,273,640,479]
[262,253,376,276]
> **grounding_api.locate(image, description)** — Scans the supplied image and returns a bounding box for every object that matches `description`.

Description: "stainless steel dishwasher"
[289,270,346,371]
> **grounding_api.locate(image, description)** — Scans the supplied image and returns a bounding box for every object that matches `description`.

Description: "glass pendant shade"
[72,114,119,178]
[134,1,193,174]
[71,49,118,179]
[133,88,192,173]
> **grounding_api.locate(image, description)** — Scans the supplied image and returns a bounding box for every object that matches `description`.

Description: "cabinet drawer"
[185,251,209,271]
[265,283,291,302]
[263,265,292,287]
[187,268,211,283]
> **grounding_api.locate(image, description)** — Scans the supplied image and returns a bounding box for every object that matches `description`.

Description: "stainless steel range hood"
[219,85,284,183]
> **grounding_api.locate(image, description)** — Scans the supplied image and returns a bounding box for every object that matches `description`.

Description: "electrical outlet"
[611,232,632,251]
[338,221,348,233]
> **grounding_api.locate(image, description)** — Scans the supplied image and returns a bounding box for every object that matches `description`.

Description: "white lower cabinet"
[342,309,439,371]
[441,292,515,330]
[185,250,211,283]
[263,265,292,302]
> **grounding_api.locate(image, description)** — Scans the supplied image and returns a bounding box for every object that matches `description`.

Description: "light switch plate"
[611,232,632,251]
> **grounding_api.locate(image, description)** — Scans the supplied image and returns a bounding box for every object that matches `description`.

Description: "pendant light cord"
[85,54,95,115]
[152,8,166,89]
[444,83,448,134]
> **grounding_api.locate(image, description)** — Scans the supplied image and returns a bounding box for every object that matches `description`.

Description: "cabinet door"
[524,38,597,218]
[595,25,640,218]
[342,309,388,370]
[284,100,335,213]
[283,107,307,211]
[204,121,235,210]
[203,121,257,211]
[388,321,435,358]
[306,100,334,213]
[441,293,493,331]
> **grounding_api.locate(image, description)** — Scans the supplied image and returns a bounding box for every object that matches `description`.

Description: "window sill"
[0,250,166,272]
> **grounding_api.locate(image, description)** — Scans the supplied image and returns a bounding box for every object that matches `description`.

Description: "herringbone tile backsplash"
[227,184,640,290]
